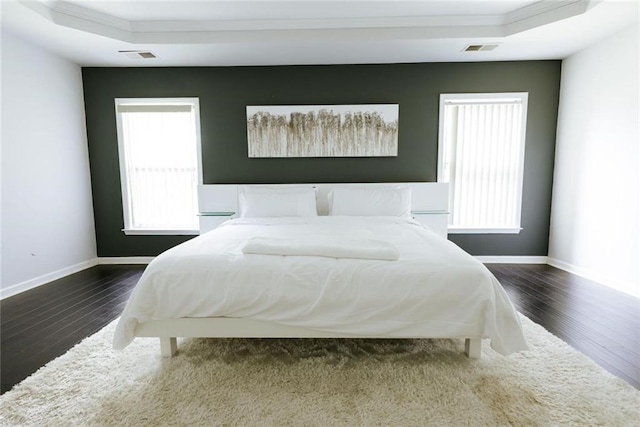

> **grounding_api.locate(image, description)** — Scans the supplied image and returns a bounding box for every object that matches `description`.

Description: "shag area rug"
[1,315,638,426]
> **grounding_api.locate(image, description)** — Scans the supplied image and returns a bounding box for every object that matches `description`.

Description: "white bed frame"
[132,182,483,358]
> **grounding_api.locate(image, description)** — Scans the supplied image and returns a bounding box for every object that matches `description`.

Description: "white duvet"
[114,217,528,355]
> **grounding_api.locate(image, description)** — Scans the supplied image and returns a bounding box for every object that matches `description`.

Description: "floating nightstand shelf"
[198,212,236,233]
[198,212,236,216]
[411,210,449,238]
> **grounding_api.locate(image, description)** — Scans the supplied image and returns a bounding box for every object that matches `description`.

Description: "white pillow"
[238,187,318,218]
[329,187,412,217]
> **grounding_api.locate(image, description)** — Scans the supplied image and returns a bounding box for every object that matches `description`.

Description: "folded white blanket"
[242,236,400,261]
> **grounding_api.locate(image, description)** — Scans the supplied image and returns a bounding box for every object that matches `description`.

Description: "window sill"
[122,229,199,236]
[448,227,522,234]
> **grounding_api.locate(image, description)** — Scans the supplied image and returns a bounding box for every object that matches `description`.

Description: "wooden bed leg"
[160,337,178,357]
[465,338,481,358]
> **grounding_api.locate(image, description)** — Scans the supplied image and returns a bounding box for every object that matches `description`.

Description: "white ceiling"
[1,0,638,67]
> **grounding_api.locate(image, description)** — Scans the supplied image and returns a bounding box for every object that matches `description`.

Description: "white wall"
[549,24,639,297]
[1,31,97,296]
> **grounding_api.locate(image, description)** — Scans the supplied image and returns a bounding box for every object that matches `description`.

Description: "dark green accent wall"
[82,61,560,257]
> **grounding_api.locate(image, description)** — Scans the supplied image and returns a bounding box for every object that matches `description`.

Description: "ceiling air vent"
[118,50,157,59]
[463,44,499,52]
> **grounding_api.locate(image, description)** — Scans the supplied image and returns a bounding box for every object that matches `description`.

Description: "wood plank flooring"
[1,263,638,394]
[1,265,145,394]
[488,264,639,390]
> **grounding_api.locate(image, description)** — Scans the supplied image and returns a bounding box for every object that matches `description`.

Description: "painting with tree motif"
[246,104,399,158]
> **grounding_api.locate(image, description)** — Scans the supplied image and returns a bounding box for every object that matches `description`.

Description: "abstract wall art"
[246,104,399,158]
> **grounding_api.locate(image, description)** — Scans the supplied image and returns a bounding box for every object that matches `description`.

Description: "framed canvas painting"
[246,104,399,158]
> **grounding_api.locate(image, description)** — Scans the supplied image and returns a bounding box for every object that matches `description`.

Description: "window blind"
[439,94,527,232]
[116,99,199,232]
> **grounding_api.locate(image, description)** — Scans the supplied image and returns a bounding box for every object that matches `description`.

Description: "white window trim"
[122,229,200,236]
[437,92,528,234]
[115,97,203,235]
[447,227,522,235]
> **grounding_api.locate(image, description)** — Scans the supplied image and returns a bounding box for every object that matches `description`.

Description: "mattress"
[114,216,528,355]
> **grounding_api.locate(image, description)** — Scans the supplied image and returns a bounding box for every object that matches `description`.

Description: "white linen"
[114,216,528,355]
[242,236,400,260]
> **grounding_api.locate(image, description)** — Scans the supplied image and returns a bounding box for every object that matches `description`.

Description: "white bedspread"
[114,217,528,355]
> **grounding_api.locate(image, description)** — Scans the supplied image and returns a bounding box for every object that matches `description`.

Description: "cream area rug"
[1,315,638,426]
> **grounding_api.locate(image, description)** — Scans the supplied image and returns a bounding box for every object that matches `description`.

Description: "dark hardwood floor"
[488,264,639,390]
[1,265,146,394]
[1,263,638,394]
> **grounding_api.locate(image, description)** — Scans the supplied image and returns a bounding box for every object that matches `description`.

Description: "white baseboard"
[476,256,548,264]
[0,257,154,300]
[0,258,98,300]
[547,257,639,298]
[97,257,154,265]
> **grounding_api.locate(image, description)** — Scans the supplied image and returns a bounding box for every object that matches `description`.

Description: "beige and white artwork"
[246,104,399,158]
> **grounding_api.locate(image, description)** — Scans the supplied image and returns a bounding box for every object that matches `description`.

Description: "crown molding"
[21,0,132,42]
[18,0,596,44]
[504,0,594,35]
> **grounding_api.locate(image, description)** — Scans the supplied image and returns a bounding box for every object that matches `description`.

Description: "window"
[115,98,201,235]
[438,93,528,234]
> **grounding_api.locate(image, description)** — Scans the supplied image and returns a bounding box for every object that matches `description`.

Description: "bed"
[113,183,528,359]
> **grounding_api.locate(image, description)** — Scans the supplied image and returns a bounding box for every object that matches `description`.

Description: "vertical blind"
[117,102,198,231]
[440,94,527,231]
